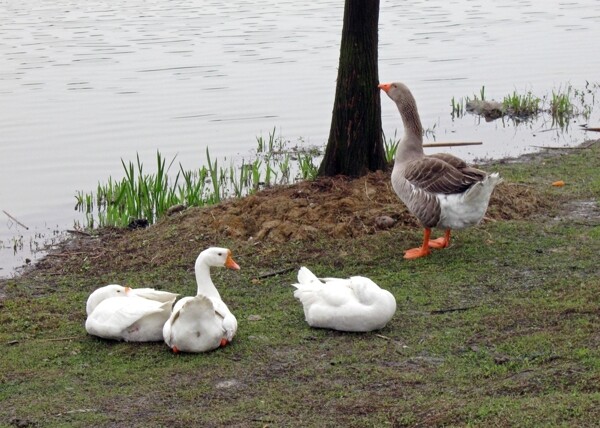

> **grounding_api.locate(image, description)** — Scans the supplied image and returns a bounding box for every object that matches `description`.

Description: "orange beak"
[378,83,392,93]
[124,286,132,296]
[225,250,240,270]
[220,338,229,347]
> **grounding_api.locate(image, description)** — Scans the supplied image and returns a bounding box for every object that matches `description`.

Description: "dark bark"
[318,0,385,177]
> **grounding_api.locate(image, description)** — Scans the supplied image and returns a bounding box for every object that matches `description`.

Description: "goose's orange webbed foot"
[428,230,451,249]
[403,246,431,259]
[404,228,433,259]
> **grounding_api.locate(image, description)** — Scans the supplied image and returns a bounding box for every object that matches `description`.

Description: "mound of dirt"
[172,170,541,242]
[33,168,548,276]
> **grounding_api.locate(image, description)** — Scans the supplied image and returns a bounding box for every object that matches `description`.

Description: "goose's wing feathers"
[165,295,228,352]
[86,296,165,338]
[429,153,487,182]
[293,267,349,307]
[293,268,378,307]
[404,156,484,194]
[294,278,357,308]
[211,298,238,341]
[172,296,217,328]
[129,288,179,303]
[292,268,397,332]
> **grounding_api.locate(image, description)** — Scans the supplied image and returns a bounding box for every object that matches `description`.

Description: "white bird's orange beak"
[225,250,240,270]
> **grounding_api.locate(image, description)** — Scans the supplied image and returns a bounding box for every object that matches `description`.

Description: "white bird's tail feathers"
[295,266,321,286]
[292,267,326,306]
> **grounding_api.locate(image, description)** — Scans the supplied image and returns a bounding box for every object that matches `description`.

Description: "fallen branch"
[7,336,85,346]
[531,145,587,150]
[375,334,391,341]
[423,141,482,148]
[2,210,29,230]
[258,267,295,279]
[430,306,477,315]
[45,252,89,258]
[67,229,92,236]
[38,335,84,342]
[57,408,97,417]
[581,127,600,132]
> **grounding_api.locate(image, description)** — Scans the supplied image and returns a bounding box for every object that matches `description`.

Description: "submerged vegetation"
[451,81,599,127]
[75,129,321,229]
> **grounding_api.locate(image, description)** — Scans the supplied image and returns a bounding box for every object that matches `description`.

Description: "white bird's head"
[196,247,240,270]
[86,284,131,315]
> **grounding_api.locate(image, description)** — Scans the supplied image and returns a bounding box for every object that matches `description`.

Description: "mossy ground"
[1,141,599,427]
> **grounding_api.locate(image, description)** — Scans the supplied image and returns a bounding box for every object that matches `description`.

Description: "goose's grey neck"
[395,92,424,163]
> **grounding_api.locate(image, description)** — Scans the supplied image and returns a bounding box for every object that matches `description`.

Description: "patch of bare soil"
[32,168,549,277]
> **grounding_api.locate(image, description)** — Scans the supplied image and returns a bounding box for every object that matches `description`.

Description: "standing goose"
[292,267,396,332]
[379,82,502,259]
[85,284,178,342]
[163,247,240,353]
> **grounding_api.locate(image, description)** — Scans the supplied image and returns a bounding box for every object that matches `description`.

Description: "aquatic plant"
[451,96,464,119]
[452,82,598,128]
[75,129,323,228]
[549,85,575,128]
[503,90,541,118]
[451,86,487,119]
[383,130,400,163]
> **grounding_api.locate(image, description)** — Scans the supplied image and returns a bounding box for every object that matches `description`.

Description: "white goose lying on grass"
[292,267,396,332]
[85,284,178,342]
[379,81,502,259]
[163,247,240,353]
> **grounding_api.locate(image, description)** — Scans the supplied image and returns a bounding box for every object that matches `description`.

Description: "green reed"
[451,96,464,119]
[75,129,323,229]
[548,85,576,128]
[451,82,597,127]
[383,130,400,163]
[503,90,541,118]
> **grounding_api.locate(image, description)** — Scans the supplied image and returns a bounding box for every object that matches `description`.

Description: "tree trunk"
[318,0,385,177]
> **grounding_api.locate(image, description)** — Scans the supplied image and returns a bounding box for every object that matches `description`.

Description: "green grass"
[2,141,600,426]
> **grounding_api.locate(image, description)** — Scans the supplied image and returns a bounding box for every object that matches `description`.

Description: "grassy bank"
[1,140,599,427]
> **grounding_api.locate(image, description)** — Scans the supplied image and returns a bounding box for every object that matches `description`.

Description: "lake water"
[1,0,600,277]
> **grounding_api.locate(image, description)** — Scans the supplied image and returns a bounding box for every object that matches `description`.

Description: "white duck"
[85,284,178,342]
[379,81,503,259]
[163,247,240,353]
[292,267,397,332]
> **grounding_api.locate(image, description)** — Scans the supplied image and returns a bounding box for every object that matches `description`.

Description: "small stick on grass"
[430,306,478,315]
[2,210,29,229]
[258,267,295,279]
[37,336,84,342]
